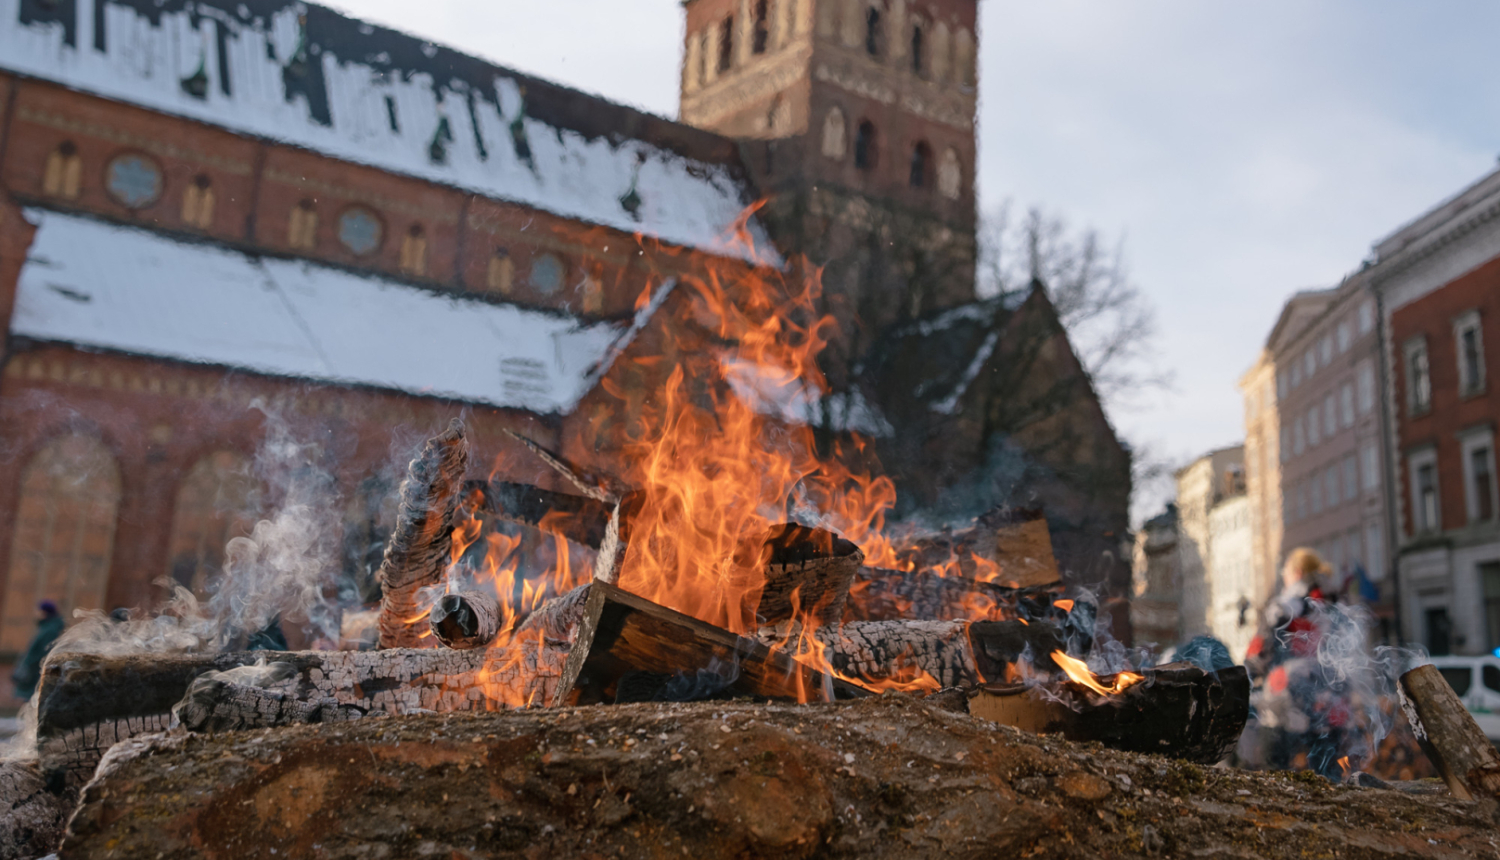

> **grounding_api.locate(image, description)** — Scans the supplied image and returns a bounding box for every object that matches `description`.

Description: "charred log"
[429,591,502,649]
[60,695,1500,860]
[749,524,863,627]
[0,759,70,860]
[487,480,615,548]
[378,418,470,649]
[968,662,1250,764]
[553,581,866,706]
[1399,664,1500,800]
[890,507,1060,588]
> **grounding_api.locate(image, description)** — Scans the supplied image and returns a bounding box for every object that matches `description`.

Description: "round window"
[529,253,564,295]
[337,207,384,256]
[105,153,163,209]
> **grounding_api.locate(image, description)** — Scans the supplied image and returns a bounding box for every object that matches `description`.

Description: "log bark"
[378,418,470,649]
[846,567,1065,624]
[1399,664,1500,800]
[968,663,1250,764]
[487,480,615,548]
[32,646,565,787]
[889,507,1060,589]
[60,695,1500,860]
[553,581,866,706]
[0,759,70,860]
[750,524,863,627]
[429,591,502,649]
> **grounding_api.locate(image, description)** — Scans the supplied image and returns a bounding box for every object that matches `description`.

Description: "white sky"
[332,0,1500,519]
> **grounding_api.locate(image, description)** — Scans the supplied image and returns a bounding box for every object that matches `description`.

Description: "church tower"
[679,0,980,383]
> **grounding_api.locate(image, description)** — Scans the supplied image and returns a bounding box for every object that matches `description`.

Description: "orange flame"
[1050,650,1144,697]
[1338,756,1350,778]
[1054,599,1075,612]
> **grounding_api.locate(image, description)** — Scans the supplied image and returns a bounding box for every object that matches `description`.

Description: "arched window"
[955,27,976,87]
[931,21,951,82]
[580,265,605,314]
[399,224,427,276]
[910,23,925,75]
[42,141,82,200]
[938,147,962,200]
[864,5,883,56]
[288,200,318,250]
[752,0,770,54]
[165,451,259,597]
[1,435,120,653]
[909,141,931,188]
[821,107,847,160]
[684,30,703,93]
[487,248,515,295]
[105,153,163,209]
[181,174,215,229]
[337,206,383,256]
[529,253,565,295]
[854,120,877,170]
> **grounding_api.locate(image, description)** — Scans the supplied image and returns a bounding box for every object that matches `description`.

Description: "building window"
[1357,361,1375,414]
[43,141,83,199]
[1362,442,1379,492]
[909,141,931,188]
[580,266,605,314]
[1404,337,1432,414]
[288,200,318,250]
[1358,300,1375,334]
[105,152,163,209]
[1339,383,1354,428]
[1293,417,1305,455]
[166,451,259,597]
[399,224,427,276]
[1297,483,1309,519]
[1319,335,1333,366]
[1277,371,1288,399]
[1409,448,1440,534]
[1323,394,1336,436]
[1325,465,1339,510]
[1426,607,1452,656]
[698,30,711,85]
[752,0,770,53]
[1337,320,1351,353]
[486,249,515,295]
[718,16,735,72]
[1365,521,1384,580]
[529,253,565,294]
[1454,310,1485,396]
[1483,562,1500,651]
[853,120,877,170]
[1,435,120,654]
[937,147,961,199]
[1311,476,1323,514]
[337,206,383,256]
[910,22,925,74]
[181,174,215,229]
[821,107,847,159]
[1291,363,1302,388]
[1280,427,1290,463]
[1342,454,1357,503]
[1307,407,1320,447]
[1461,431,1496,523]
[1304,350,1315,378]
[864,5,882,56]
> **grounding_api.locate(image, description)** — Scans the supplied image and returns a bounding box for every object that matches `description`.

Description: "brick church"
[0,0,1131,660]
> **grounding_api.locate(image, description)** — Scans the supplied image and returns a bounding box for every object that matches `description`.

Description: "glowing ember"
[1050,650,1144,697]
[1053,599,1075,612]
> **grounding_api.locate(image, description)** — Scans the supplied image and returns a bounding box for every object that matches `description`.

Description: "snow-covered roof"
[0,0,775,265]
[12,208,626,414]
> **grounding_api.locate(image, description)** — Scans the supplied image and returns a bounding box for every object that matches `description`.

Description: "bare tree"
[979,201,1170,404]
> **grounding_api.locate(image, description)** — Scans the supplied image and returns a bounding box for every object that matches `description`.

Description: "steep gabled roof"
[1,0,774,264]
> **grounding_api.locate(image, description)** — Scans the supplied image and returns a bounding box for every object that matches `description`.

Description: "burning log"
[553,581,867,706]
[171,661,364,733]
[516,582,593,641]
[378,418,470,649]
[968,663,1251,764]
[889,507,1060,589]
[59,694,1500,859]
[749,523,863,626]
[428,591,502,649]
[847,567,1064,624]
[487,480,615,548]
[1398,664,1500,800]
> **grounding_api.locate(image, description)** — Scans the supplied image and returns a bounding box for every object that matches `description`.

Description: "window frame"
[1408,445,1441,534]
[1453,310,1486,397]
[1404,336,1432,416]
[1459,426,1497,524]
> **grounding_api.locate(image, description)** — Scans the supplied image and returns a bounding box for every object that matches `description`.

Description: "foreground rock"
[64,695,1498,859]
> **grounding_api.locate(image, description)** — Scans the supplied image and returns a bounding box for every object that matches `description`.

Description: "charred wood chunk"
[517,583,592,642]
[752,524,863,627]
[0,759,71,860]
[553,581,865,706]
[173,680,364,733]
[845,567,1064,624]
[487,480,615,548]
[967,620,1066,682]
[969,662,1250,764]
[889,506,1060,588]
[429,591,501,649]
[816,620,977,689]
[378,418,470,650]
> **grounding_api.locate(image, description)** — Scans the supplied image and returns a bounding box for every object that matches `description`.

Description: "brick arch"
[1,434,121,652]
[165,451,261,597]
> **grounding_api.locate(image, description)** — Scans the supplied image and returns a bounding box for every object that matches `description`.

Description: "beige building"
[1242,277,1394,638]
[1174,446,1258,659]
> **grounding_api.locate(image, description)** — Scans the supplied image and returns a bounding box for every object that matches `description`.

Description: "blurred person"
[11,600,65,701]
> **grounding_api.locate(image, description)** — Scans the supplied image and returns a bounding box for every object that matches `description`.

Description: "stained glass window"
[105,153,162,209]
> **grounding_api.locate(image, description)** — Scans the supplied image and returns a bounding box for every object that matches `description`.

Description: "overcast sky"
[335,0,1500,519]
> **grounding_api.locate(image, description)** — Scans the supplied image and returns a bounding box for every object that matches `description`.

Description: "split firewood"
[60,695,1500,860]
[0,759,70,860]
[553,581,867,706]
[487,480,615,548]
[1399,664,1500,800]
[889,506,1061,589]
[846,567,1065,624]
[516,582,593,641]
[378,418,470,649]
[428,591,502,649]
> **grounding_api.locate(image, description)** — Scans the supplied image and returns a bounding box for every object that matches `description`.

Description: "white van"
[1429,655,1500,742]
